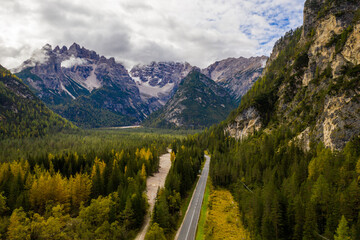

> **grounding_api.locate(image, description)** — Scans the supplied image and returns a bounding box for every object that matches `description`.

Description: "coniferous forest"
[0,129,198,239]
[201,125,360,240]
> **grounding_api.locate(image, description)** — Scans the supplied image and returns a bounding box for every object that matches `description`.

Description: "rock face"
[226,0,360,150]
[145,70,236,128]
[202,56,268,102]
[303,0,326,37]
[315,93,360,150]
[130,62,193,112]
[15,43,148,127]
[225,107,262,140]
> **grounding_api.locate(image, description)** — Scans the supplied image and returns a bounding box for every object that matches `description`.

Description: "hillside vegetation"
[0,65,75,138]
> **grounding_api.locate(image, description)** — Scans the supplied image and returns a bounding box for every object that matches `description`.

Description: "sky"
[0,0,306,69]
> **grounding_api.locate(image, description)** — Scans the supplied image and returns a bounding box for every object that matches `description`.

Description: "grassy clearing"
[195,179,210,240]
[203,187,251,240]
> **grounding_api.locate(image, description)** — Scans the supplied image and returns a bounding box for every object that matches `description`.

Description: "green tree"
[7,208,30,240]
[153,189,171,231]
[145,223,166,240]
[302,202,318,240]
[334,215,351,240]
[0,192,8,214]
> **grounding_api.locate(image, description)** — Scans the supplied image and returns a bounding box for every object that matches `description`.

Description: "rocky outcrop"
[202,56,267,101]
[315,93,360,150]
[303,0,326,37]
[225,107,262,140]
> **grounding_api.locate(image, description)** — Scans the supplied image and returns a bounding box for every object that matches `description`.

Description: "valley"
[0,0,360,239]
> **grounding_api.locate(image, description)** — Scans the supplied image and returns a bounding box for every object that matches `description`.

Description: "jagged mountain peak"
[69,42,81,50]
[41,43,52,51]
[202,55,268,101]
[14,44,148,127]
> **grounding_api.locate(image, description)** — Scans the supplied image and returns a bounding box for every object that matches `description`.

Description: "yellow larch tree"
[69,173,92,209]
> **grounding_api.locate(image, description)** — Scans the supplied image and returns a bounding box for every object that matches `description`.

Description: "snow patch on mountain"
[133,76,174,101]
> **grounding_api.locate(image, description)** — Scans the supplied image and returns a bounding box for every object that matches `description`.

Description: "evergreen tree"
[145,223,166,240]
[334,215,351,240]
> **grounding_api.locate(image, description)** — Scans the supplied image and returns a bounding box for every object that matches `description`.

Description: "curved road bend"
[176,155,210,240]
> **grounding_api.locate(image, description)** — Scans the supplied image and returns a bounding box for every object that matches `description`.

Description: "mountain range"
[12,44,267,128]
[14,43,148,128]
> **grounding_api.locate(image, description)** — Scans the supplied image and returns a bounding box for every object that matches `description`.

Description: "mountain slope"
[202,56,268,102]
[0,65,74,138]
[145,71,236,128]
[227,0,360,150]
[15,43,148,127]
[203,1,360,240]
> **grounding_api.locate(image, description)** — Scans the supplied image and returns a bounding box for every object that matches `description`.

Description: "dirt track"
[135,149,172,240]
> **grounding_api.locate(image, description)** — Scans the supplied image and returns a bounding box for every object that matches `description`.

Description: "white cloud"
[61,55,88,68]
[0,0,305,70]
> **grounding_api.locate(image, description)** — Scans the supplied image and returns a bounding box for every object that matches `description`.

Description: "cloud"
[0,0,306,70]
[61,55,88,68]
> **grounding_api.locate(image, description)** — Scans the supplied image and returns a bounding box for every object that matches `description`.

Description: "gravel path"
[135,149,172,240]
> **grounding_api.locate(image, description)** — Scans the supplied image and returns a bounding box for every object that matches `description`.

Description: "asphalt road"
[176,155,210,240]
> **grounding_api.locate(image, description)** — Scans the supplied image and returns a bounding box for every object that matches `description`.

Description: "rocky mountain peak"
[15,44,149,127]
[61,46,68,53]
[303,0,326,36]
[69,42,81,51]
[202,56,268,101]
[42,43,52,51]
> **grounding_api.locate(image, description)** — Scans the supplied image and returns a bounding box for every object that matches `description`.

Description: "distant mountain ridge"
[14,43,267,129]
